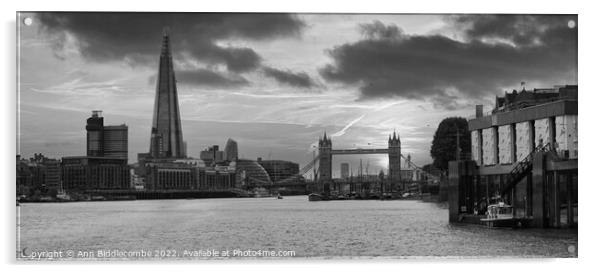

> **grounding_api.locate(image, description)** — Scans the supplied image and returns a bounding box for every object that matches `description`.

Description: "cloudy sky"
[17,13,577,177]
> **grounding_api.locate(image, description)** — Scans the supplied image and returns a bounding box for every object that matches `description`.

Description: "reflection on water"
[17,195,577,258]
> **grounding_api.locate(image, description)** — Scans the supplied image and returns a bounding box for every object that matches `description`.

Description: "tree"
[430,117,471,171]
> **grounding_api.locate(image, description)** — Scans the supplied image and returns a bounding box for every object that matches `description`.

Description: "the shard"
[149,29,186,158]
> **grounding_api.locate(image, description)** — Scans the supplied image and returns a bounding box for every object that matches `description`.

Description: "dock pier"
[448,148,577,228]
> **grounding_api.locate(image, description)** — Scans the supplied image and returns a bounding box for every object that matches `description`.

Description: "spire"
[149,29,186,158]
[160,27,171,56]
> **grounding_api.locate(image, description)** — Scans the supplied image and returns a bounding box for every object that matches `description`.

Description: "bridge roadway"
[330,148,390,155]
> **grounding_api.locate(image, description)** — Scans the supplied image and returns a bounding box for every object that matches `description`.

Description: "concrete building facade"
[470,86,577,165]
[450,85,578,228]
[145,161,236,191]
[61,156,130,191]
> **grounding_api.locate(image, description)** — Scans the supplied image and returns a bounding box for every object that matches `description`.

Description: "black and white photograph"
[7,1,590,266]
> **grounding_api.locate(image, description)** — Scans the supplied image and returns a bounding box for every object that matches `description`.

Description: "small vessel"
[480,202,530,228]
[277,193,283,199]
[91,195,106,201]
[308,193,324,201]
[253,187,271,198]
[486,202,514,219]
[39,196,53,202]
[56,189,71,202]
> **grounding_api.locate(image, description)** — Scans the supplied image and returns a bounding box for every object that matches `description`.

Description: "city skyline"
[17,13,577,172]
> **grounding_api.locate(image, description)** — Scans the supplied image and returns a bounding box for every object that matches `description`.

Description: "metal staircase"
[499,143,552,197]
[476,143,552,214]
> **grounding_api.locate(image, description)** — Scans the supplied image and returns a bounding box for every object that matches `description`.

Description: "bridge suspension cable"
[299,155,320,175]
[363,142,439,182]
[399,153,439,182]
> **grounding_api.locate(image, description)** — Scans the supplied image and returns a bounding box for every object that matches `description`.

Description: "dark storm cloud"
[205,45,261,73]
[174,68,248,88]
[359,20,403,40]
[35,12,305,73]
[262,67,317,88]
[320,16,577,108]
[453,15,574,47]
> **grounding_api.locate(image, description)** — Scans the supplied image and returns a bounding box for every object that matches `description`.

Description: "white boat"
[253,187,271,198]
[485,202,514,220]
[56,189,71,201]
[480,202,530,228]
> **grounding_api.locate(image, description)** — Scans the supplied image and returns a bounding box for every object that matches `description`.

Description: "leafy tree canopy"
[430,117,471,171]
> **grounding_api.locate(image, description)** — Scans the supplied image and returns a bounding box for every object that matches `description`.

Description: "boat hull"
[480,218,531,228]
[308,193,324,201]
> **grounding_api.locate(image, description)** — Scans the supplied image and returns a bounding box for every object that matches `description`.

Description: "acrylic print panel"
[16,12,578,260]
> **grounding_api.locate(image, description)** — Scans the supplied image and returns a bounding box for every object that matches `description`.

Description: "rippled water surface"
[18,196,577,259]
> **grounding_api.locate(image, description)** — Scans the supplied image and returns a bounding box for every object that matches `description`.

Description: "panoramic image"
[16,12,577,260]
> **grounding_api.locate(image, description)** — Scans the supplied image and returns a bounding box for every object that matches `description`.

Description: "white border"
[2,0,599,272]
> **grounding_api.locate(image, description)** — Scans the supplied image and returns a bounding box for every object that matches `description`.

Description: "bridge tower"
[318,132,332,183]
[388,132,401,185]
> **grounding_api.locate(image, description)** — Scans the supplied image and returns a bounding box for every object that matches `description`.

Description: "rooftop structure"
[492,85,577,114]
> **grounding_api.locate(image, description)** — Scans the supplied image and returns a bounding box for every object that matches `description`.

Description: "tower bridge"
[230,131,437,196]
[316,132,401,184]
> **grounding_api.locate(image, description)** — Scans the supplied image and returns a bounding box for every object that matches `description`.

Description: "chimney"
[475,105,484,118]
[521,81,526,91]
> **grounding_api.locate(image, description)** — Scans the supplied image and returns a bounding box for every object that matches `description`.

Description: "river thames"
[17,196,577,259]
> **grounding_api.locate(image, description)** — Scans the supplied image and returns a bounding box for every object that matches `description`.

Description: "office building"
[61,156,130,191]
[236,159,272,186]
[149,29,186,158]
[103,125,128,160]
[225,138,239,161]
[86,110,104,157]
[340,163,349,179]
[258,159,299,183]
[200,145,225,165]
[145,160,236,191]
[16,154,62,195]
[85,111,129,161]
